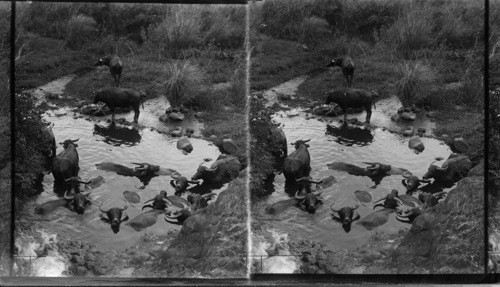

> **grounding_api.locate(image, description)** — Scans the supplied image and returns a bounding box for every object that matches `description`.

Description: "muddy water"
[254,76,452,252]
[21,76,226,252]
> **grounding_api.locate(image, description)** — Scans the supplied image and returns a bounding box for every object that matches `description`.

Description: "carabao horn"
[63,190,75,200]
[330,203,340,213]
[295,190,305,200]
[99,202,110,213]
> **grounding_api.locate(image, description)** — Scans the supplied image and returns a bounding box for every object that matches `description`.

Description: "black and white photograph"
[249,0,486,275]
[11,1,248,279]
[0,0,499,284]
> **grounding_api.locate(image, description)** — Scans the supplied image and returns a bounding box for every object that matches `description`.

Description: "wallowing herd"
[33,55,244,234]
[266,55,474,233]
[274,129,472,233]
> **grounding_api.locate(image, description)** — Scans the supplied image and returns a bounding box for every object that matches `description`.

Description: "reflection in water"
[255,110,452,251]
[327,161,389,187]
[326,124,374,147]
[26,112,223,251]
[93,124,142,147]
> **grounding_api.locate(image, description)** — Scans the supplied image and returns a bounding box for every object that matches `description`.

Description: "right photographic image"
[249,0,485,275]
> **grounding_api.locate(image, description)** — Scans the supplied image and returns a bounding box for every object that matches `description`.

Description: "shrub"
[260,0,311,40]
[19,2,74,39]
[163,60,209,108]
[395,61,435,107]
[337,0,401,38]
[14,94,50,202]
[298,16,330,48]
[66,14,98,49]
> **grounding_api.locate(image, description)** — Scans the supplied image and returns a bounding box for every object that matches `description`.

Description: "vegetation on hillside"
[15,3,247,114]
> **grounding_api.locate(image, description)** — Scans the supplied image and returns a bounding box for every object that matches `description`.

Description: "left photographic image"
[13,2,248,279]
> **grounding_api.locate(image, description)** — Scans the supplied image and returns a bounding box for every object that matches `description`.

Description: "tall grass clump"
[148,5,202,58]
[228,55,247,110]
[457,66,483,110]
[66,14,98,49]
[201,5,246,49]
[395,61,435,107]
[163,60,209,108]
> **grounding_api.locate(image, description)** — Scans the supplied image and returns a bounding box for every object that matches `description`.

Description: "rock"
[452,137,469,154]
[309,101,320,109]
[159,114,169,123]
[54,110,67,117]
[287,110,300,117]
[185,128,195,134]
[46,93,59,100]
[117,267,135,276]
[417,127,426,133]
[131,252,150,265]
[72,266,88,276]
[391,114,400,122]
[411,213,438,233]
[123,190,141,204]
[312,106,329,116]
[93,265,111,276]
[70,255,84,265]
[397,107,405,114]
[170,128,183,137]
[400,112,416,121]
[363,250,382,262]
[354,190,372,203]
[168,112,185,121]
[440,134,450,142]
[166,107,174,114]
[277,93,291,101]
[186,247,203,259]
[409,136,425,153]
[177,136,193,153]
[209,135,217,140]
[402,126,414,137]
[222,139,238,155]
[38,101,50,110]
[350,266,366,274]
[84,253,96,262]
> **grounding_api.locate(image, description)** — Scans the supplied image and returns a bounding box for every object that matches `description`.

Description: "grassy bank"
[15,3,247,113]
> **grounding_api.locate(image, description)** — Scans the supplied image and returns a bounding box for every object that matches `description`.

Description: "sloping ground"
[391,167,484,273]
[250,34,329,91]
[15,35,96,91]
[155,173,248,278]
